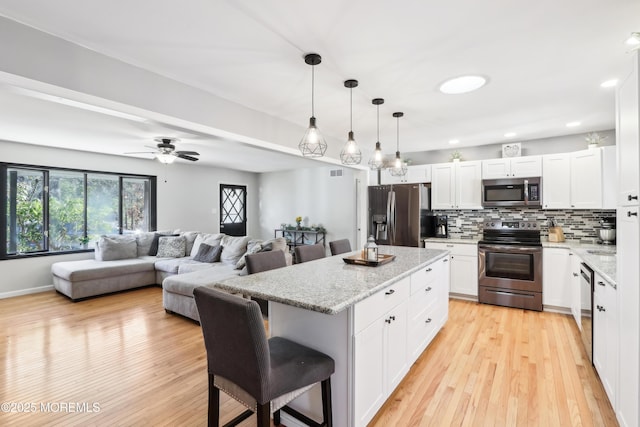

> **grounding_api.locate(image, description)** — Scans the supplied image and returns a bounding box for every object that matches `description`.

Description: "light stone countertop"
[542,239,616,285]
[215,246,449,315]
[423,236,480,245]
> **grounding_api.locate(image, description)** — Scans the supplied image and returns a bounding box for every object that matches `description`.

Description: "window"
[2,163,156,259]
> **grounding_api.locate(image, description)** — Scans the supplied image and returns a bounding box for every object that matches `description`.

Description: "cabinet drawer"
[410,260,442,294]
[409,281,439,320]
[354,277,410,333]
[425,242,477,256]
[407,306,439,359]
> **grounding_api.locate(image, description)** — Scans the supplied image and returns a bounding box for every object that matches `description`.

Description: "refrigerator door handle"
[389,191,396,245]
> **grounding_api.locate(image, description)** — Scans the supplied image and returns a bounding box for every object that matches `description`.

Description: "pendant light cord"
[311,65,315,117]
[350,87,353,131]
[376,104,380,141]
[396,116,400,151]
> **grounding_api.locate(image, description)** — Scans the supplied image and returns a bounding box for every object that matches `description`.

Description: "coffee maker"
[435,215,449,238]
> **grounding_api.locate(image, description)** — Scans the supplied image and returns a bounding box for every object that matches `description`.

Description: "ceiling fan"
[127,137,200,163]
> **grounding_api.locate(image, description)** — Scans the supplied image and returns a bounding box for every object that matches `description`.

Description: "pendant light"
[340,79,362,165]
[298,53,327,157]
[388,112,407,177]
[368,98,385,170]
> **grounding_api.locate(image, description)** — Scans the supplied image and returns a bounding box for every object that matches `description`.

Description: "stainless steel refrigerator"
[368,183,431,247]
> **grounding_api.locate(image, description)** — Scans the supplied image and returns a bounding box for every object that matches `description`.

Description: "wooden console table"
[274,229,326,249]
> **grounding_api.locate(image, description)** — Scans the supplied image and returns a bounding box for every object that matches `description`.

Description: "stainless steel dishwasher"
[580,262,594,364]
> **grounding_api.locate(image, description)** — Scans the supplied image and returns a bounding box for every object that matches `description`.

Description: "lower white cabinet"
[593,273,618,407]
[570,251,583,329]
[353,258,448,426]
[424,242,477,297]
[542,247,572,309]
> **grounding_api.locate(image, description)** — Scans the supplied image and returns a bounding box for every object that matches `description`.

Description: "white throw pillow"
[220,235,251,266]
[190,233,225,257]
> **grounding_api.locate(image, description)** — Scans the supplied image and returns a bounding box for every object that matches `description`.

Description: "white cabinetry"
[542,153,571,209]
[380,165,432,185]
[593,274,618,408]
[542,147,616,209]
[353,258,448,427]
[542,247,572,309]
[481,156,542,179]
[570,149,602,209]
[424,242,477,297]
[615,50,640,427]
[569,251,583,329]
[431,161,482,210]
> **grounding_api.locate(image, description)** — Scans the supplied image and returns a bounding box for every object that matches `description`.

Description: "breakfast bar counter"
[214,245,451,427]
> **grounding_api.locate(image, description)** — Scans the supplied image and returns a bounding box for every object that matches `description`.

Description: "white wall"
[258,166,368,254]
[406,130,616,165]
[0,140,259,296]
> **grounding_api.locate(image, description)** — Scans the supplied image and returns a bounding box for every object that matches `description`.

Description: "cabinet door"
[380,169,403,185]
[385,300,408,392]
[617,206,639,427]
[601,277,618,405]
[542,248,571,309]
[405,165,432,184]
[431,163,456,209]
[511,156,542,178]
[593,281,606,374]
[617,52,640,207]
[570,149,602,208]
[481,158,511,179]
[570,252,582,329]
[542,153,571,209]
[450,254,478,296]
[455,161,483,209]
[354,319,385,426]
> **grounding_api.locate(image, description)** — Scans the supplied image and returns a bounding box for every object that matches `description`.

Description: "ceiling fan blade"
[124,151,156,154]
[177,154,199,162]
[175,150,200,156]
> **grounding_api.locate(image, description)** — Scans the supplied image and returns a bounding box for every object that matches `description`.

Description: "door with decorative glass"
[220,184,246,236]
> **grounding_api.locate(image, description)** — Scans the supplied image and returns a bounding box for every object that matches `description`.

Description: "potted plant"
[295,216,302,229]
[450,151,462,162]
[585,132,607,149]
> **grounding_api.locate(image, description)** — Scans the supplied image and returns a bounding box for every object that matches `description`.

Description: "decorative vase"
[296,222,301,230]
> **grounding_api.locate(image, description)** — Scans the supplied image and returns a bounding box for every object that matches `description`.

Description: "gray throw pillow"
[193,243,223,263]
[95,235,137,261]
[156,236,186,258]
[148,233,178,256]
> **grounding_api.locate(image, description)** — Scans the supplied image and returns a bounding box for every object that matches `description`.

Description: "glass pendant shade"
[299,53,327,158]
[368,98,386,170]
[340,79,362,165]
[299,116,328,157]
[388,112,407,177]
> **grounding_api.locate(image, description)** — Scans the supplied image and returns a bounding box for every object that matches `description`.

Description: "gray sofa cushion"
[194,243,223,263]
[163,264,242,297]
[95,235,138,261]
[220,235,251,267]
[157,236,186,258]
[180,231,200,255]
[52,258,156,281]
[135,232,157,257]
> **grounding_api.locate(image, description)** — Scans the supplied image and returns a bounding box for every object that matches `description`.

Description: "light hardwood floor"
[0,287,617,426]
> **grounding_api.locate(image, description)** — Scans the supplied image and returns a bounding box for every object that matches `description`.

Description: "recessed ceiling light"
[566,121,581,128]
[600,79,618,88]
[448,139,460,145]
[504,132,517,138]
[439,75,487,94]
[625,32,640,46]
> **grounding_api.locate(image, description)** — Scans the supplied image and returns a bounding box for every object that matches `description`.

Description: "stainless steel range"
[478,220,543,311]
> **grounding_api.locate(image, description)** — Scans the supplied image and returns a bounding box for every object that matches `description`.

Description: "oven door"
[478,244,542,292]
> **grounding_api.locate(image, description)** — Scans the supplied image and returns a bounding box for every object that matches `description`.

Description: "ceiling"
[0,0,638,172]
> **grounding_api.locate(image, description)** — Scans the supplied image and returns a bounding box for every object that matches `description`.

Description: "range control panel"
[482,220,538,230]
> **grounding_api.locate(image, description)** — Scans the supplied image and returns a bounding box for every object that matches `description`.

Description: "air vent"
[330,169,344,177]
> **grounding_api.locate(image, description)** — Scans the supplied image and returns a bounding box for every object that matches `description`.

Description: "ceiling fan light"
[156,153,176,164]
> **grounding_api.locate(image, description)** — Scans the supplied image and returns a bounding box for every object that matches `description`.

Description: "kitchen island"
[216,246,450,427]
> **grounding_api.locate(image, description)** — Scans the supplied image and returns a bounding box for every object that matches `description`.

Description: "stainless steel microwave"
[481,177,542,207]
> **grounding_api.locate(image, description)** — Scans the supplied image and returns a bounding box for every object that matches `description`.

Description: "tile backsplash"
[438,208,616,241]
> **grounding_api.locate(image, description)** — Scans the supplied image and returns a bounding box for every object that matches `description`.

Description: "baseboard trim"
[0,285,54,299]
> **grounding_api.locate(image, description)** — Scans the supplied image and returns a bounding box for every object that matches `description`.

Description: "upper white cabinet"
[570,149,603,209]
[380,164,431,185]
[617,52,640,207]
[482,156,542,179]
[541,147,616,209]
[431,161,482,210]
[542,153,571,209]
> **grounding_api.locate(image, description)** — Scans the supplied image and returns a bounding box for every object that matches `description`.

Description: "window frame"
[1,162,157,260]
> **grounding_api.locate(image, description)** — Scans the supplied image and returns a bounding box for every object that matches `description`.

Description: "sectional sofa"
[51,231,290,321]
